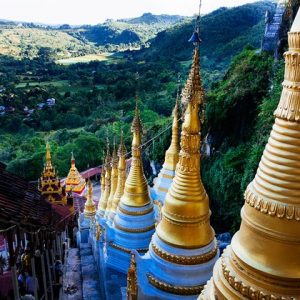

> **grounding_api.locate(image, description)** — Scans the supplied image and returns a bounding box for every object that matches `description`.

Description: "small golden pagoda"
[163,94,180,171]
[39,142,64,204]
[120,99,151,207]
[127,253,138,300]
[98,152,106,209]
[84,178,96,218]
[200,9,300,300]
[109,131,127,220]
[65,152,86,195]
[152,94,180,220]
[97,141,112,216]
[104,140,118,218]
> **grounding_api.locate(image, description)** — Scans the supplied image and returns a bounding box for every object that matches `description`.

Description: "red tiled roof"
[0,163,69,232]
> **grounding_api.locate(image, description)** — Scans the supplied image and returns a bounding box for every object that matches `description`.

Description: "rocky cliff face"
[262,0,300,58]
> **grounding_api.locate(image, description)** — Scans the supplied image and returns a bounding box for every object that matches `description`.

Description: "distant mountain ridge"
[0,2,276,62]
[118,13,185,25]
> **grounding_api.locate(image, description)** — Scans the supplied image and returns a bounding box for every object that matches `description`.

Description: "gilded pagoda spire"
[163,93,180,171]
[156,45,215,248]
[98,140,112,216]
[201,9,300,300]
[98,151,106,210]
[105,140,119,218]
[109,130,127,219]
[39,142,64,203]
[120,98,150,207]
[84,178,96,218]
[126,253,138,300]
[45,141,52,168]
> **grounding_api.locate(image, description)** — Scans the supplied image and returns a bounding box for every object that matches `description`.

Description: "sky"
[1,0,261,25]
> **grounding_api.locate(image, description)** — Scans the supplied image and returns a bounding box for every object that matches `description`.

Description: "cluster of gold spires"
[120,99,150,207]
[201,9,300,300]
[84,178,96,218]
[156,47,215,248]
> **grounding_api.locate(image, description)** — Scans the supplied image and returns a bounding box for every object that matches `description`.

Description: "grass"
[15,79,108,95]
[15,80,69,88]
[55,54,114,65]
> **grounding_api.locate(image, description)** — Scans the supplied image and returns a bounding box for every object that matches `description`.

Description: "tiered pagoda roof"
[65,152,86,195]
[38,142,64,204]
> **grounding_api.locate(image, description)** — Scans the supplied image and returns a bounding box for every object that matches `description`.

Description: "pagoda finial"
[109,129,127,219]
[98,139,112,216]
[105,137,119,218]
[84,178,96,218]
[119,90,150,207]
[127,253,138,300]
[156,16,214,248]
[98,150,106,210]
[200,8,300,299]
[162,89,180,171]
[45,141,52,165]
[71,151,75,167]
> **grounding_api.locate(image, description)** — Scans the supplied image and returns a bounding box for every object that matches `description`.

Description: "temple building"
[65,152,86,195]
[151,95,180,222]
[200,9,300,300]
[38,142,65,204]
[133,28,218,299]
[104,100,155,273]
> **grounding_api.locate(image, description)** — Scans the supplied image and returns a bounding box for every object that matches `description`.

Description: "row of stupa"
[40,7,300,299]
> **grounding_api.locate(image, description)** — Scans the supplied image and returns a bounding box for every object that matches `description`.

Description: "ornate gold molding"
[118,205,153,216]
[114,222,155,233]
[221,257,286,300]
[151,240,217,265]
[109,242,148,254]
[147,273,204,295]
[245,188,300,221]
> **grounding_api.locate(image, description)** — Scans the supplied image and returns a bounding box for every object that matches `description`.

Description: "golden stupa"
[162,94,180,172]
[39,142,64,204]
[97,141,112,216]
[156,47,215,249]
[98,151,106,209]
[120,99,151,207]
[65,152,86,194]
[105,141,118,218]
[109,131,127,220]
[84,178,96,218]
[200,9,300,300]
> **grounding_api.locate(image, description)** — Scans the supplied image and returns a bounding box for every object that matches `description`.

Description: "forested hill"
[0,13,187,59]
[137,1,276,84]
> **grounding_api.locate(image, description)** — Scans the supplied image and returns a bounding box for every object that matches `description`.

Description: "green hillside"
[138,1,276,84]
